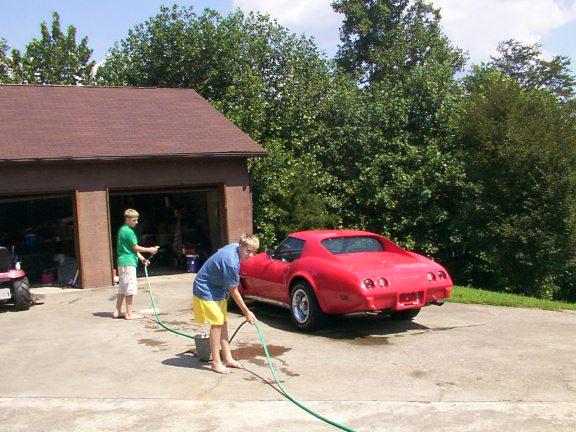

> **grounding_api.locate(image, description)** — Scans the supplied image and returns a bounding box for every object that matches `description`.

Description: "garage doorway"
[0,193,79,287]
[108,188,223,276]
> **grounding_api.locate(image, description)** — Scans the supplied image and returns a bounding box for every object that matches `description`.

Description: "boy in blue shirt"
[193,233,259,374]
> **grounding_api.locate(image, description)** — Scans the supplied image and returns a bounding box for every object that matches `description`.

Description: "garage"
[109,187,222,276]
[0,192,79,287]
[0,85,265,289]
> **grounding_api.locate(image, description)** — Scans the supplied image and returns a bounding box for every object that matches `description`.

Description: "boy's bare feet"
[112,309,121,319]
[125,313,143,320]
[211,363,231,374]
[224,359,244,369]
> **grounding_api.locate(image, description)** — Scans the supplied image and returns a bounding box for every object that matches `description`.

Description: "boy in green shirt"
[113,209,158,319]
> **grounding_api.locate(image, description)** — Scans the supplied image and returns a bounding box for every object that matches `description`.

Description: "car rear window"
[321,236,384,254]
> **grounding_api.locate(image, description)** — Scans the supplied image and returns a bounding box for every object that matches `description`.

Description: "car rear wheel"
[290,282,326,331]
[391,307,421,320]
[12,277,32,311]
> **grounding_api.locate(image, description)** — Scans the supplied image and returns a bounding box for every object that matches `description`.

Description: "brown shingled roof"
[0,85,266,162]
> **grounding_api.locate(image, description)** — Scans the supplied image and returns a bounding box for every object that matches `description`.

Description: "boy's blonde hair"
[239,233,259,251]
[124,209,139,220]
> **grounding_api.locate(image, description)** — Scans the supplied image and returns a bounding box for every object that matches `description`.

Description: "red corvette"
[239,230,453,330]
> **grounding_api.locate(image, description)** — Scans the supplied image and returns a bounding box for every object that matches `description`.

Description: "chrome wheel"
[292,288,310,324]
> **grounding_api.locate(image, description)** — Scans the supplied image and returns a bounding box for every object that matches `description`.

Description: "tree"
[456,70,576,300]
[489,39,575,100]
[327,0,470,262]
[332,0,464,85]
[0,38,10,83]
[9,12,95,85]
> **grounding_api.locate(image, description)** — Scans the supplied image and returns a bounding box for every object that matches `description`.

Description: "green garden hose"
[143,266,358,432]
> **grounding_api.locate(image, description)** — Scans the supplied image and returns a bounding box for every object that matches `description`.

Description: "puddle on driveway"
[231,343,290,360]
[410,370,428,378]
[349,336,392,346]
[162,320,191,329]
[338,323,485,346]
[138,338,169,350]
[231,343,299,378]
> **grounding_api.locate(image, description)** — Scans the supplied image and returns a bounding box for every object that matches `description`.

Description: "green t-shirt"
[117,225,138,267]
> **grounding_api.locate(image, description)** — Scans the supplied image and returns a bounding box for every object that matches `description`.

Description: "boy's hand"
[245,311,257,324]
[150,246,159,255]
[141,258,150,266]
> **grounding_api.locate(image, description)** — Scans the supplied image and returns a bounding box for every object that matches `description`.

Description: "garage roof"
[0,85,266,162]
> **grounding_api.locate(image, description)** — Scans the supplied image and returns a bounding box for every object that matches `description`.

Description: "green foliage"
[3,12,95,85]
[0,38,10,83]
[332,0,464,85]
[489,39,575,100]
[455,71,576,300]
[276,166,340,236]
[328,0,470,260]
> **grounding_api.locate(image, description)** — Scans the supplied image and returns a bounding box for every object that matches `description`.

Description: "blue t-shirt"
[193,243,240,301]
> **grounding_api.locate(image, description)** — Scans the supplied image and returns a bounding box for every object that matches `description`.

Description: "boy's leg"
[113,294,125,318]
[125,295,142,320]
[124,265,142,320]
[220,322,243,369]
[209,324,230,374]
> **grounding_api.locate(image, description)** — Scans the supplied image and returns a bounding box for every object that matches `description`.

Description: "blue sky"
[1,0,575,73]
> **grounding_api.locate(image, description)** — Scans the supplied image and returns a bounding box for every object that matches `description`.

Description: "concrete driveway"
[1,274,575,432]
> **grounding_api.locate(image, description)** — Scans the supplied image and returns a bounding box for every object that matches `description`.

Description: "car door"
[253,236,305,302]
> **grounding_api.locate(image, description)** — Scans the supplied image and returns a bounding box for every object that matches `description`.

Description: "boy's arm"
[132,244,159,255]
[136,251,149,266]
[229,287,256,324]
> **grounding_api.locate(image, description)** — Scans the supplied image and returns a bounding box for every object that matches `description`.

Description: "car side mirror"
[265,249,274,258]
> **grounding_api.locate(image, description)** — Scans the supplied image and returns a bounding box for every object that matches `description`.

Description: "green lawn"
[448,285,576,311]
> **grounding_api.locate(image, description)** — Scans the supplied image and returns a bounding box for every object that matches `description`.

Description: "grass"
[448,285,576,311]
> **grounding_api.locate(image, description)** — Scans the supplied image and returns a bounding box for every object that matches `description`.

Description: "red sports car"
[239,230,453,330]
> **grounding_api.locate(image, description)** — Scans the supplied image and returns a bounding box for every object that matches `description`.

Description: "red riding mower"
[0,246,34,310]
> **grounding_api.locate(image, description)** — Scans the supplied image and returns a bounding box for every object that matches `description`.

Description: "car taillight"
[426,272,436,281]
[437,271,447,280]
[363,278,375,289]
[378,277,389,287]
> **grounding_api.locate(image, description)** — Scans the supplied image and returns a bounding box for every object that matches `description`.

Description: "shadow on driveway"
[162,349,210,370]
[230,302,430,341]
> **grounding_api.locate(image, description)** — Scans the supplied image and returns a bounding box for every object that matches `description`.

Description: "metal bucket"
[193,333,211,362]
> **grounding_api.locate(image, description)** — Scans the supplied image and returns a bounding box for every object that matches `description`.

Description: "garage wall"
[223,184,254,244]
[0,158,254,288]
[75,190,111,288]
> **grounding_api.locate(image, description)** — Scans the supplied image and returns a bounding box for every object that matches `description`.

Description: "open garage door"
[108,187,223,276]
[0,193,79,287]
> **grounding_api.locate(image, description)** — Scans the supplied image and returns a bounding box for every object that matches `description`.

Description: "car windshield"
[273,236,305,262]
[321,236,384,255]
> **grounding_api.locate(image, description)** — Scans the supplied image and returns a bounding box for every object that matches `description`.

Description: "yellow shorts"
[193,296,228,325]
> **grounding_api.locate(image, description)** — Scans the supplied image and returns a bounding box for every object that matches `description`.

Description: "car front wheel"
[290,282,326,331]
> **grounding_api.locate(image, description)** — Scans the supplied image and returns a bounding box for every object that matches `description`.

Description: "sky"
[1,0,575,73]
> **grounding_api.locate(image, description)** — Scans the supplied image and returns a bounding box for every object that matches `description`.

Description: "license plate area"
[397,291,424,308]
[0,287,11,300]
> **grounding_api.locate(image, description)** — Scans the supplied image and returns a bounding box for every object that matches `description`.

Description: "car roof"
[290,229,379,241]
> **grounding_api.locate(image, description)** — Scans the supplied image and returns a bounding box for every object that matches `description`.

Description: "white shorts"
[118,265,137,296]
